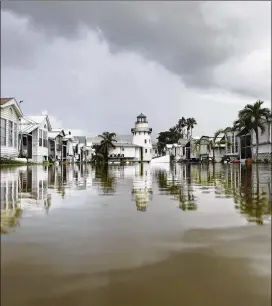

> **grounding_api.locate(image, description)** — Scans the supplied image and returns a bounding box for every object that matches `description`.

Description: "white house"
[48,129,66,162]
[19,113,52,162]
[63,130,77,163]
[223,130,240,161]
[0,98,23,159]
[251,121,271,161]
[108,113,154,163]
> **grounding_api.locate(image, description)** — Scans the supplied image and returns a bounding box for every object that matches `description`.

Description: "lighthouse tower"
[131,113,153,162]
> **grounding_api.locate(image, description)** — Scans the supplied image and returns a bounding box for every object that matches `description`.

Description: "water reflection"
[0,163,271,234]
[156,164,197,211]
[0,169,22,233]
[132,163,152,212]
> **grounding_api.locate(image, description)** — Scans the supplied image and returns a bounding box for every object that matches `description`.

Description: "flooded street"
[1,163,271,306]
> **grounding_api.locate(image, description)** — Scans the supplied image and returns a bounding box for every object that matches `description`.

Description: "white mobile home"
[19,114,52,162]
[0,98,23,159]
[251,121,271,161]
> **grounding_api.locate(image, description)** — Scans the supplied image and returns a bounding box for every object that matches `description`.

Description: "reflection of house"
[19,113,52,162]
[19,166,51,211]
[132,163,152,211]
[0,168,21,233]
[0,97,23,159]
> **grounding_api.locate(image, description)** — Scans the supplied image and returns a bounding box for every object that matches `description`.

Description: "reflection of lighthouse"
[132,163,152,211]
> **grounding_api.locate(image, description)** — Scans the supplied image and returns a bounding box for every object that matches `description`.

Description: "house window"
[43,130,48,147]
[150,149,152,153]
[235,138,238,153]
[8,121,13,147]
[145,149,147,153]
[39,129,43,146]
[155,150,157,154]
[14,123,17,148]
[0,118,6,146]
[144,139,147,144]
[227,136,231,153]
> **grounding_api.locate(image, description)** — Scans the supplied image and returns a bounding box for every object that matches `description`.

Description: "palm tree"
[193,130,225,162]
[176,117,187,139]
[186,118,197,138]
[235,100,271,160]
[98,132,117,161]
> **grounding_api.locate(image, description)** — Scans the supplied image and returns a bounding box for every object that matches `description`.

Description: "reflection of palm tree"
[95,164,116,194]
[156,165,197,211]
[231,166,270,224]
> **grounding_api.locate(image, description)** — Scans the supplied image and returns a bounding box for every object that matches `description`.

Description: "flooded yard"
[1,163,271,306]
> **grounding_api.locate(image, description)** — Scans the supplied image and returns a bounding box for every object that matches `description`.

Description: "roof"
[137,113,146,118]
[0,97,23,117]
[115,142,142,147]
[48,129,65,139]
[20,115,52,134]
[0,98,13,104]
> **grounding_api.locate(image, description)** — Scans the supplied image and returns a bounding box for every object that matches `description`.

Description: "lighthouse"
[131,113,153,162]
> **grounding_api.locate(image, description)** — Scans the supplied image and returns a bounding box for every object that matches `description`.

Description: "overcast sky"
[1,1,271,137]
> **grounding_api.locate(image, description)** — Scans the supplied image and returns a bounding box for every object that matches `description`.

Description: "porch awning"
[20,124,38,134]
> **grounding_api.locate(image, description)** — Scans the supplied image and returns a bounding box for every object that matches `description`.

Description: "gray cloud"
[1,1,271,137]
[2,1,270,97]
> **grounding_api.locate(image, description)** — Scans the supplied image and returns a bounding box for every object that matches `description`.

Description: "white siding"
[31,118,49,162]
[225,131,239,157]
[0,105,20,158]
[109,146,137,158]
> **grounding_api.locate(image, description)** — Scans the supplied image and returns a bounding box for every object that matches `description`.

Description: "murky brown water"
[1,163,271,306]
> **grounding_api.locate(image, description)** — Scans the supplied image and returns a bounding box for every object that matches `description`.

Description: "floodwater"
[1,163,271,306]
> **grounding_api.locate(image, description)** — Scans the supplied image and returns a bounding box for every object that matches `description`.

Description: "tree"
[157,130,179,154]
[186,117,197,138]
[176,117,187,139]
[235,100,271,160]
[98,132,117,161]
[193,130,225,162]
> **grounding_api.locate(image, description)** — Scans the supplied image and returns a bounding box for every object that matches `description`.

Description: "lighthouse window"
[122,148,124,151]
[145,149,147,153]
[144,139,147,144]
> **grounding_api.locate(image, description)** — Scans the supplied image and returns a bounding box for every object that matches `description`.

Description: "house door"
[27,135,32,158]
[186,147,190,159]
